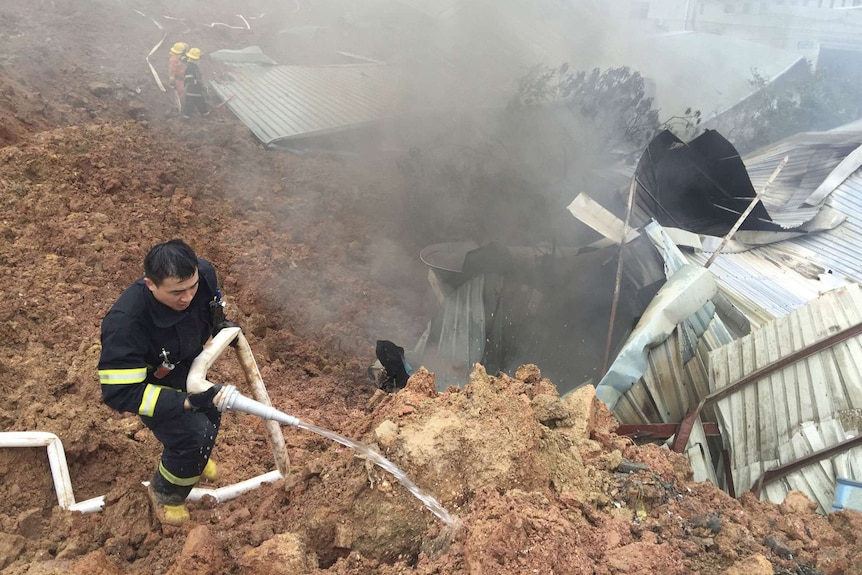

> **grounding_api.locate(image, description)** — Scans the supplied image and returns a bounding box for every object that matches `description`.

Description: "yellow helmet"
[170,42,188,55]
[186,48,202,61]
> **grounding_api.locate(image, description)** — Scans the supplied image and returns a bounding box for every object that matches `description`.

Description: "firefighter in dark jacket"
[98,239,231,525]
[181,47,210,119]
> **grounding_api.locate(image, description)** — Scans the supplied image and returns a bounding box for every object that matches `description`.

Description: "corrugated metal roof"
[681,247,841,329]
[681,132,862,327]
[578,221,734,426]
[709,284,862,511]
[600,222,736,488]
[744,131,862,228]
[410,274,489,392]
[596,261,719,413]
[583,131,862,504]
[208,64,410,148]
[777,170,862,284]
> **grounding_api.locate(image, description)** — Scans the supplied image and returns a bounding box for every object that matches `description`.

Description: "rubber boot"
[147,484,190,526]
[201,458,219,482]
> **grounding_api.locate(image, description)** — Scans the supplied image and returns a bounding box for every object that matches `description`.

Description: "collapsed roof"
[571,127,862,513]
[404,125,862,513]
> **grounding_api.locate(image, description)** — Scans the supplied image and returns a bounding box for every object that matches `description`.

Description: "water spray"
[188,327,456,527]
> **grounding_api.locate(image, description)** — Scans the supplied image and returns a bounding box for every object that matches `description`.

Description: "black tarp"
[634,129,782,235]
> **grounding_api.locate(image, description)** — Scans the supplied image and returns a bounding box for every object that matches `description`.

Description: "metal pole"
[602,177,638,376]
[704,156,788,269]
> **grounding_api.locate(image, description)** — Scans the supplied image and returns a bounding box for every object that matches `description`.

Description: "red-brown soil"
[2,1,862,574]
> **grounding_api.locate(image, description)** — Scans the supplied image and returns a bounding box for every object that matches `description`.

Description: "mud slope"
[2,1,862,575]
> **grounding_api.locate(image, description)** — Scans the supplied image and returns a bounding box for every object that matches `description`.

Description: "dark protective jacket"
[98,259,220,420]
[183,61,204,96]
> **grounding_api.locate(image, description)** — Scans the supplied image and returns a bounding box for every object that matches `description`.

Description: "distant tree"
[510,64,701,155]
[719,64,862,154]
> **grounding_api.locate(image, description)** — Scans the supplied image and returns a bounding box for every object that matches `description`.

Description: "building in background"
[635,0,862,71]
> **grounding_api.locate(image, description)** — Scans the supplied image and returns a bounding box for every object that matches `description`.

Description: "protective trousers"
[182,91,209,117]
[143,408,221,505]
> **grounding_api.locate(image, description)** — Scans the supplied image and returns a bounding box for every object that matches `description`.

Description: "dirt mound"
[8,354,862,574]
[2,1,862,574]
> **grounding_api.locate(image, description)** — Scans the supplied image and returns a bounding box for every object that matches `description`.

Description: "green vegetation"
[721,64,862,154]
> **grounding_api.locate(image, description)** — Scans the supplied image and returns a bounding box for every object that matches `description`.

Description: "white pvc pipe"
[1,330,291,515]
[0,429,282,514]
[70,497,106,514]
[187,469,283,503]
[0,432,77,511]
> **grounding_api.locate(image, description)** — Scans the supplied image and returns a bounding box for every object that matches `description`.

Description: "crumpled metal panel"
[585,222,727,422]
[677,170,859,329]
[681,247,836,329]
[595,262,718,411]
[710,284,862,512]
[781,171,862,284]
[677,133,862,328]
[410,275,491,392]
[597,222,735,488]
[744,131,862,228]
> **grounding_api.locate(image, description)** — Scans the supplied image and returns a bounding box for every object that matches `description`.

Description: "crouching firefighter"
[97,239,238,525]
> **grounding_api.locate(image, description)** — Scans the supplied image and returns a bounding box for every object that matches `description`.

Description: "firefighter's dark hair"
[144,239,198,286]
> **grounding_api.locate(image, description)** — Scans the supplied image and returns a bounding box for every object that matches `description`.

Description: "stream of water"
[219,386,456,527]
[287,418,455,527]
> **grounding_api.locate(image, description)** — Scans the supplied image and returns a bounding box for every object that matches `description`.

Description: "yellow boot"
[147,485,190,526]
[201,458,219,482]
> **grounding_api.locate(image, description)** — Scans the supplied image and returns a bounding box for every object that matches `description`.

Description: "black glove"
[212,320,241,347]
[187,384,222,411]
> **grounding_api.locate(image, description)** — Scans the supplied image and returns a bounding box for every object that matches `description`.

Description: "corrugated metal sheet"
[410,274,490,392]
[208,64,409,147]
[760,419,862,513]
[602,222,736,487]
[744,131,862,228]
[709,284,862,511]
[596,262,719,413]
[778,171,862,284]
[681,247,841,329]
[584,132,862,503]
[682,133,862,327]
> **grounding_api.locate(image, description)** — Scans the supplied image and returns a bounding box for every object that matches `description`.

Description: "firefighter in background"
[167,42,188,113]
[182,47,210,119]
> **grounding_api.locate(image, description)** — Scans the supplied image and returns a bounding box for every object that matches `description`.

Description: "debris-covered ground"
[2,1,862,574]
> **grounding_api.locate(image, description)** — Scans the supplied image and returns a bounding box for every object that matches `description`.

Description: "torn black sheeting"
[635,130,782,236]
